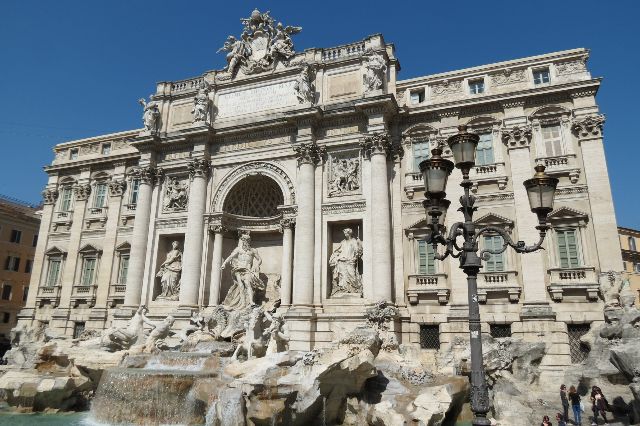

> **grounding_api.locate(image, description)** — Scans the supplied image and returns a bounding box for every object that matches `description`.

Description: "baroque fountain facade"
[2,9,638,425]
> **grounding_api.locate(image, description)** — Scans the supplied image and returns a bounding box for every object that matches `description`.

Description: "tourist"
[590,386,609,425]
[541,415,553,426]
[556,412,567,426]
[560,384,569,422]
[569,385,582,425]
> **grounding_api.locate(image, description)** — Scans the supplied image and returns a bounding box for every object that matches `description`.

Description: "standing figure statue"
[294,64,314,104]
[155,241,182,301]
[138,96,160,133]
[264,311,289,355]
[269,22,301,60]
[218,33,251,77]
[329,228,363,296]
[142,314,175,353]
[221,233,265,310]
[363,51,387,93]
[192,83,212,123]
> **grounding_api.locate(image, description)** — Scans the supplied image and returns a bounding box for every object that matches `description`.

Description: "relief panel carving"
[327,150,361,197]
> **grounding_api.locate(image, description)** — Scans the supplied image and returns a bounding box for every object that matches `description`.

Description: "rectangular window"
[483,235,505,272]
[25,259,33,274]
[118,255,130,284]
[81,258,97,286]
[629,237,637,252]
[475,133,495,166]
[32,234,38,247]
[1,284,11,301]
[46,259,62,286]
[73,322,86,339]
[567,323,591,363]
[101,143,111,155]
[635,263,640,273]
[93,183,107,208]
[2,313,10,324]
[419,324,440,349]
[533,68,551,85]
[23,287,29,302]
[10,229,22,244]
[417,240,437,275]
[413,140,430,171]
[5,257,21,272]
[542,124,563,157]
[469,79,485,95]
[410,89,425,105]
[60,187,73,212]
[490,324,512,338]
[129,179,140,205]
[557,229,580,268]
[69,148,78,160]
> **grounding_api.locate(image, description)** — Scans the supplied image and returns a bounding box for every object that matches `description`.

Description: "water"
[0,412,88,425]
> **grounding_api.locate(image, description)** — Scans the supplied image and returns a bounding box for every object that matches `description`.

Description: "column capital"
[501,125,532,149]
[42,188,59,205]
[293,142,325,166]
[108,179,127,197]
[208,223,227,234]
[279,217,296,233]
[360,131,391,158]
[73,183,91,201]
[188,158,211,180]
[571,114,605,139]
[130,166,162,185]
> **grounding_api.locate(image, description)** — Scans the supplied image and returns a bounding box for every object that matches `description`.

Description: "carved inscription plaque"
[217,80,298,118]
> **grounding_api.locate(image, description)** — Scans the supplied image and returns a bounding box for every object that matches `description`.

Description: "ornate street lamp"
[419,125,558,426]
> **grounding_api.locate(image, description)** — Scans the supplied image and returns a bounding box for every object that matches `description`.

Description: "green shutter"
[81,258,96,286]
[47,260,61,286]
[557,229,580,268]
[418,240,436,275]
[484,235,505,272]
[118,255,129,284]
[475,134,494,166]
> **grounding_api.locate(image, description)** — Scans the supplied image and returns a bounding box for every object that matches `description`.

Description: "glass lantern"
[523,164,559,223]
[446,125,479,173]
[419,147,454,199]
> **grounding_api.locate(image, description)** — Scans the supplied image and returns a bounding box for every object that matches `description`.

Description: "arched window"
[223,176,284,217]
[629,236,637,252]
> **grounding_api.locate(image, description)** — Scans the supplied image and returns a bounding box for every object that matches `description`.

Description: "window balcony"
[547,266,599,302]
[536,154,580,184]
[477,270,520,303]
[107,283,126,308]
[120,204,137,226]
[403,172,423,199]
[70,284,98,307]
[407,273,449,305]
[469,162,508,192]
[52,212,73,232]
[36,285,61,307]
[85,206,108,230]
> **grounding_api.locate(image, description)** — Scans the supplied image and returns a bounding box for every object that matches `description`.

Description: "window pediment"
[548,206,588,223]
[45,246,67,257]
[529,105,571,125]
[79,243,102,255]
[402,124,439,143]
[474,212,514,228]
[115,242,131,252]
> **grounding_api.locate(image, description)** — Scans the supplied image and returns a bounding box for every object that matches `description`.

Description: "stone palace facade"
[18,10,623,374]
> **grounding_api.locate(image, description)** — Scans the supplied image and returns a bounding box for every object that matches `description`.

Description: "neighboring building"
[0,195,40,354]
[17,11,624,377]
[619,226,640,304]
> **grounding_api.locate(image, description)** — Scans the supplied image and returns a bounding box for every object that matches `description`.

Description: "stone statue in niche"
[363,51,387,93]
[221,233,265,310]
[192,83,212,123]
[328,157,360,196]
[163,177,188,211]
[294,64,314,104]
[138,96,160,133]
[155,241,182,301]
[329,228,363,296]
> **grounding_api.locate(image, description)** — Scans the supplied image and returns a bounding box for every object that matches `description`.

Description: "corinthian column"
[292,143,323,307]
[124,166,158,307]
[361,132,393,301]
[179,158,210,307]
[208,224,225,306]
[279,218,295,306]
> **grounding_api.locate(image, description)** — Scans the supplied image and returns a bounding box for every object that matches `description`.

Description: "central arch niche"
[223,175,284,218]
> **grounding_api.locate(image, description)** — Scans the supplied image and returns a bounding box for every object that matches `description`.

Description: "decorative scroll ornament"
[138,96,160,134]
[571,114,605,138]
[501,125,532,147]
[360,132,391,157]
[294,64,315,104]
[293,142,325,166]
[555,59,587,76]
[363,50,387,93]
[108,180,127,197]
[192,83,213,124]
[130,166,159,185]
[42,188,59,205]
[490,68,527,86]
[73,184,91,201]
[188,158,211,180]
[217,9,302,79]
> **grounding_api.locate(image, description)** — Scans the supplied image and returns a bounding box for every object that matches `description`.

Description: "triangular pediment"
[45,246,67,256]
[548,207,588,221]
[474,212,513,226]
[115,241,131,252]
[79,243,102,254]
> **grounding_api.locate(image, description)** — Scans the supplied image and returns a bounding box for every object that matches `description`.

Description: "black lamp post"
[419,125,559,426]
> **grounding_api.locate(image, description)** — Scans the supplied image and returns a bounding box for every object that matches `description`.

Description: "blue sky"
[1,1,639,228]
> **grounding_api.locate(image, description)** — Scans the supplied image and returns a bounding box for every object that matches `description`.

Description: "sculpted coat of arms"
[217,9,302,79]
